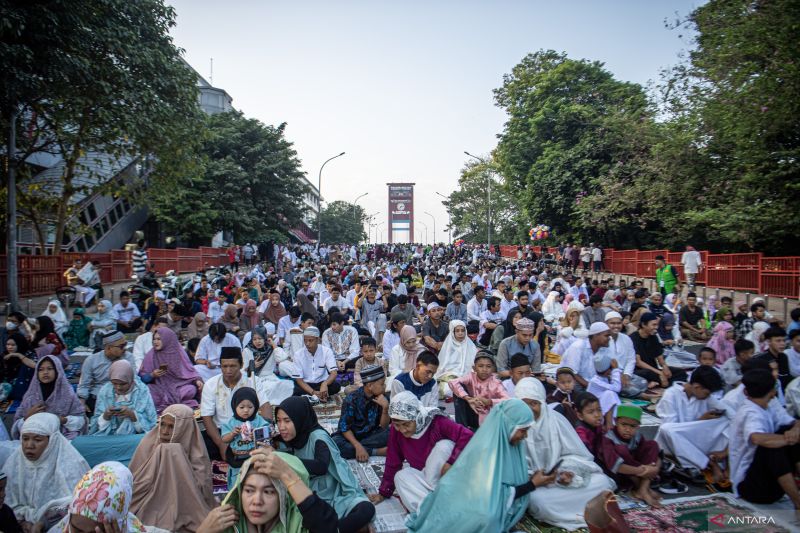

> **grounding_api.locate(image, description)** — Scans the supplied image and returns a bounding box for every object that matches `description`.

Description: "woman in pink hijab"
[707,321,736,364]
[139,327,203,413]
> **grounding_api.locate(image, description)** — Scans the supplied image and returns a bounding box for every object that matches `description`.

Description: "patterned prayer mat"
[313,392,345,434]
[347,456,409,533]
[622,494,792,532]
[211,460,229,496]
[347,456,388,495]
[513,514,587,533]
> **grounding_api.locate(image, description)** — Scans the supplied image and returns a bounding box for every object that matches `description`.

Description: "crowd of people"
[1,240,800,532]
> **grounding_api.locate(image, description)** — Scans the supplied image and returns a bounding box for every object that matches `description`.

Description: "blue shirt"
[337,387,382,438]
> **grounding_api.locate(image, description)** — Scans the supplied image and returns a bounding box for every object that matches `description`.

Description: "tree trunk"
[52,110,89,254]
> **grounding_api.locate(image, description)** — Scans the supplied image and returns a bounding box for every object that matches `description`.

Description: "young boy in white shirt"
[729,368,800,507]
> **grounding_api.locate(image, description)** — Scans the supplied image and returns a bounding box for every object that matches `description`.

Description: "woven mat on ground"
[514,513,588,533]
[212,460,229,496]
[622,493,793,532]
[313,393,345,434]
[347,456,409,533]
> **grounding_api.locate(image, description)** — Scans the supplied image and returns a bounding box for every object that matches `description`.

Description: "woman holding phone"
[514,378,615,530]
[89,359,157,435]
[139,327,204,413]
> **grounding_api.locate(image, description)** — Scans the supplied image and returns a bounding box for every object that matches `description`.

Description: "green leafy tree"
[1,0,203,253]
[657,0,800,252]
[150,111,309,244]
[317,200,367,243]
[444,159,526,244]
[493,50,653,245]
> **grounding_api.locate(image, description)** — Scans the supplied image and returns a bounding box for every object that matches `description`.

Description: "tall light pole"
[435,191,452,244]
[424,211,436,245]
[352,192,369,243]
[317,151,345,245]
[418,220,428,245]
[374,221,384,243]
[352,192,368,218]
[464,151,491,249]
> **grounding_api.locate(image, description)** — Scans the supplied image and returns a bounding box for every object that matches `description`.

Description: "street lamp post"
[317,151,346,245]
[418,220,428,245]
[464,151,492,250]
[374,221,384,243]
[424,211,436,245]
[352,192,368,218]
[435,191,452,244]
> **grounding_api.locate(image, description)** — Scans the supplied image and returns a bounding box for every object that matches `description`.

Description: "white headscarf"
[514,378,601,478]
[3,413,90,522]
[746,321,770,352]
[434,320,477,379]
[41,299,68,332]
[542,291,565,323]
[566,300,585,314]
[388,391,442,439]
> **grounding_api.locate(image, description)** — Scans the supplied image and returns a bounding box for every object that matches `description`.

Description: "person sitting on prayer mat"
[404,399,555,533]
[275,397,375,532]
[655,365,731,485]
[290,326,341,399]
[369,391,473,513]
[515,378,616,530]
[449,352,509,430]
[575,393,663,507]
[129,404,216,532]
[502,352,532,396]
[333,364,390,461]
[729,368,800,508]
[390,350,440,408]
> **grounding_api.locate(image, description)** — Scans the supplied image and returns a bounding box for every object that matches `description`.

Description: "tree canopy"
[464,0,800,254]
[150,111,309,245]
[1,0,202,252]
[317,200,367,243]
[443,158,525,245]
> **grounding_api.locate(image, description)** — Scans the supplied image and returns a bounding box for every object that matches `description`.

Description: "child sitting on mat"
[575,393,663,507]
[449,352,509,430]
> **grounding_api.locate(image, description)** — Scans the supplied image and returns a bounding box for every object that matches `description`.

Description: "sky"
[167,0,704,243]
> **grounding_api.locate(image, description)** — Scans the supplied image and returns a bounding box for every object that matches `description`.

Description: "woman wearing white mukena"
[515,378,615,530]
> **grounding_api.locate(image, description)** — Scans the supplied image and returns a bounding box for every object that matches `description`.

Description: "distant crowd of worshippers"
[2,241,800,532]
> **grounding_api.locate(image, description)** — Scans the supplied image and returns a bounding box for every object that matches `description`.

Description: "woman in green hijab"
[406,399,557,533]
[196,450,337,533]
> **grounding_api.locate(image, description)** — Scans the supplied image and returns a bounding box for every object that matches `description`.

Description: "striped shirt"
[132,248,148,275]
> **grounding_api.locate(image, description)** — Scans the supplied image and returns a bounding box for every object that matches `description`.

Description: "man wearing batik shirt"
[333,365,390,461]
[321,312,361,371]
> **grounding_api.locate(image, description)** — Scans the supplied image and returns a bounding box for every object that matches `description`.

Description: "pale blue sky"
[168,0,703,243]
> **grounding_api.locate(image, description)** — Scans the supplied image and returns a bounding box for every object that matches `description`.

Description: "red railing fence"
[500,246,799,299]
[0,246,230,300]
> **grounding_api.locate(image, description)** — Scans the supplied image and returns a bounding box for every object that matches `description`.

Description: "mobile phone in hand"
[544,459,563,476]
[253,427,271,446]
[159,364,168,371]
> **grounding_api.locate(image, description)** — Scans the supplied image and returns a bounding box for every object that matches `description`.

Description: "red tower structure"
[386,183,414,243]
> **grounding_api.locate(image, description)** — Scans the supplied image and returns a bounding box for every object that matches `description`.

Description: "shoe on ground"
[658,479,689,495]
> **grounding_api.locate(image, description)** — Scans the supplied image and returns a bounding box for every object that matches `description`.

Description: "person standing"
[655,255,680,297]
[131,239,148,279]
[591,244,603,273]
[681,246,702,291]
